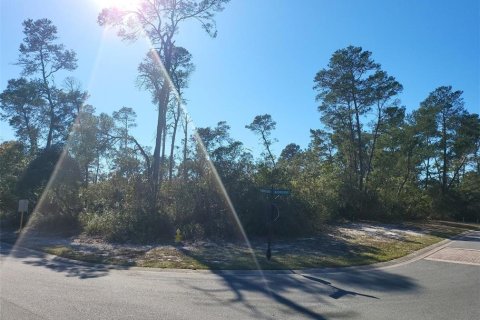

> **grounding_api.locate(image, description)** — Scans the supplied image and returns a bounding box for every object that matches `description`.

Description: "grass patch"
[410,221,480,238]
[26,220,479,270]
[44,245,106,264]
[43,245,135,266]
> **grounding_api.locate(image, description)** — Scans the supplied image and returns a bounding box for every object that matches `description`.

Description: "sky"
[1,0,479,156]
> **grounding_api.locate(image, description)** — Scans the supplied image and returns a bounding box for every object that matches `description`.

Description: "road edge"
[1,230,474,275]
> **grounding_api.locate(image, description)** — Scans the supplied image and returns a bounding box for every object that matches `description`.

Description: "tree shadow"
[180,230,421,270]
[298,274,379,300]
[454,234,480,242]
[183,272,333,320]
[21,256,125,279]
[0,234,129,279]
[178,235,420,320]
[179,265,417,320]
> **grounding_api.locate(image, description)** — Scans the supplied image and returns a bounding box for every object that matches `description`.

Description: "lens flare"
[9,1,270,293]
[91,0,139,11]
[144,39,270,283]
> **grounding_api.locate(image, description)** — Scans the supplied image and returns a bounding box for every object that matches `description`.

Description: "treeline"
[1,3,479,242]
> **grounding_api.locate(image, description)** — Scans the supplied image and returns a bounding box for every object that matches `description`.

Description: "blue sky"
[1,0,479,156]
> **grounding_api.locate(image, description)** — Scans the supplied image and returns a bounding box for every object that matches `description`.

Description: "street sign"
[259,188,291,195]
[259,188,290,260]
[18,199,29,231]
[18,199,28,213]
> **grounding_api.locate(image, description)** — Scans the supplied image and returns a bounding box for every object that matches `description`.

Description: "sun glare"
[92,0,139,11]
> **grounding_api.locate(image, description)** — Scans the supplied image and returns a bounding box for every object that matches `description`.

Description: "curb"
[299,229,474,274]
[0,241,128,271]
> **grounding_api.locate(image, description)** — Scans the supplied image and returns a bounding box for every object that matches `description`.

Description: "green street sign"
[260,188,291,195]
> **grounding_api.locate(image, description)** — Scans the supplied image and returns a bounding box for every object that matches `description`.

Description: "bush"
[0,141,28,227]
[81,209,173,243]
[16,146,83,234]
[181,223,205,241]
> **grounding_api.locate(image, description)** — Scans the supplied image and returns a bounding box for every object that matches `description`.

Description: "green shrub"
[81,209,173,243]
[16,146,83,234]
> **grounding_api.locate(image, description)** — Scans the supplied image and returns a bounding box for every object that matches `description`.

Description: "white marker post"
[18,199,29,231]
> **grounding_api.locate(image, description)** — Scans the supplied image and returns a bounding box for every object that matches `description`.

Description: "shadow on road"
[298,274,379,300]
[181,221,480,318]
[181,265,417,320]
[1,236,129,279]
[172,229,425,319]
[455,235,480,242]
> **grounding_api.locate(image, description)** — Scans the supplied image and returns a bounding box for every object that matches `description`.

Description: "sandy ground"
[1,222,429,266]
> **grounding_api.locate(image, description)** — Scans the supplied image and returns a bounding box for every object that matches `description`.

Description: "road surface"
[1,232,479,319]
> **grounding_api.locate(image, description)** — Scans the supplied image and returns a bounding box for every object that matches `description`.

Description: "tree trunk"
[365,105,382,187]
[447,156,467,190]
[425,137,430,189]
[476,148,480,174]
[151,39,175,204]
[160,120,167,183]
[183,114,189,180]
[441,111,448,193]
[169,102,180,181]
[398,147,412,196]
[84,165,89,187]
[352,99,364,191]
[46,106,55,149]
[151,85,170,203]
[22,110,37,156]
[152,101,162,190]
[40,50,56,149]
[346,108,357,187]
[95,153,100,184]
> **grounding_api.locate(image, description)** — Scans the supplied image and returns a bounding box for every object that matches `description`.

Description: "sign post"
[18,199,29,231]
[260,187,290,260]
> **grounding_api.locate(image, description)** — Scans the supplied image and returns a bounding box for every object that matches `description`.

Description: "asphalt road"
[1,232,479,320]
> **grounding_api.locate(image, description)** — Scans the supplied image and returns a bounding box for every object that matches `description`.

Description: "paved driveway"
[1,232,479,319]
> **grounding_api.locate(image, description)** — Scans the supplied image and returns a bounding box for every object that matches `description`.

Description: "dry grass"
[34,220,479,270]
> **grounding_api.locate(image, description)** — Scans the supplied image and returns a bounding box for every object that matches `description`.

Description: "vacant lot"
[2,221,478,270]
